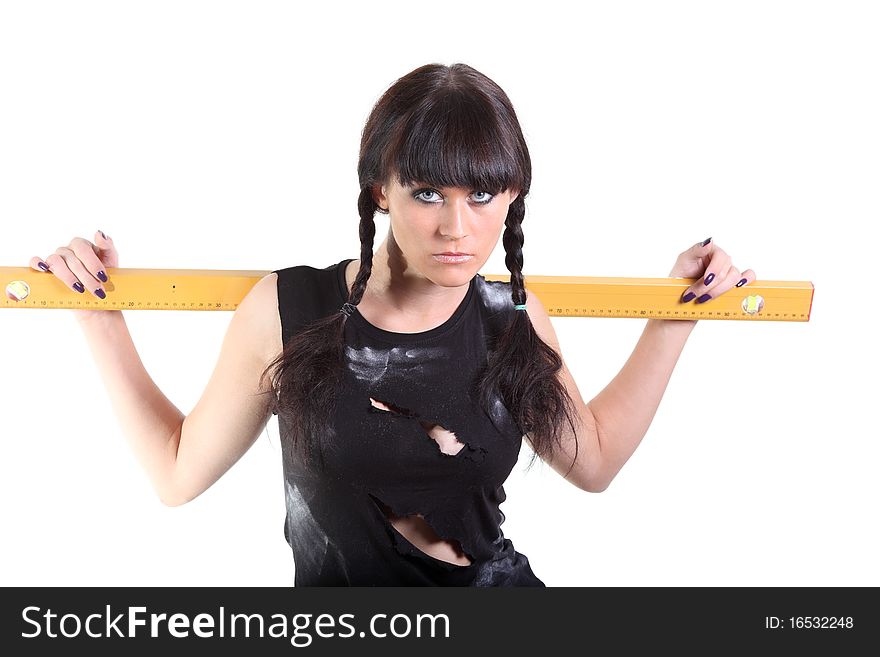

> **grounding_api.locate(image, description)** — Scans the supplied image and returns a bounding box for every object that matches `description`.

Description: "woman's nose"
[441,200,468,237]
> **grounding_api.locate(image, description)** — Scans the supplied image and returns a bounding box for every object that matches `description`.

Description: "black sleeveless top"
[271,258,545,586]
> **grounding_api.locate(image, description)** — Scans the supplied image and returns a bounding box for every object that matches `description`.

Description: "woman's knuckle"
[71,239,90,254]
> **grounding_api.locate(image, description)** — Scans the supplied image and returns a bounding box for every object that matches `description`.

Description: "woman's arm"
[585,317,696,488]
[524,290,696,492]
[75,273,281,506]
[76,309,186,504]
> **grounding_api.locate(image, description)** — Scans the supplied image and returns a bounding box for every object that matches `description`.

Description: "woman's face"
[374,178,519,284]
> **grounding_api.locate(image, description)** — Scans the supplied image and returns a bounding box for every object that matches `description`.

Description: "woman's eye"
[415,189,441,203]
[413,189,494,204]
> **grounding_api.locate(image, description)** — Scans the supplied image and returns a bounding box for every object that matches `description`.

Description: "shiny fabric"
[272,259,545,586]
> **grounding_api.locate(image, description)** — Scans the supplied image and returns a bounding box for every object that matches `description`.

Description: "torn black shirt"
[271,258,545,586]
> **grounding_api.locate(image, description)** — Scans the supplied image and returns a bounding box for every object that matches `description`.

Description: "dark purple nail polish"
[682,291,696,303]
[696,293,711,303]
[736,278,747,287]
[704,272,715,285]
[95,289,106,299]
[700,237,712,247]
[97,270,107,282]
[38,261,50,272]
[73,282,85,293]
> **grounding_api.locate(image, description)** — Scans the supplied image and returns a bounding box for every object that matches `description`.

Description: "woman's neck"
[348,241,471,329]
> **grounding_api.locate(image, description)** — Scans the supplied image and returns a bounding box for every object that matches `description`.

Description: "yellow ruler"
[1,267,813,321]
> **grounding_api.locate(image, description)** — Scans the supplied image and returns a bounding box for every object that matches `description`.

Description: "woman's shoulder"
[474,273,515,314]
[273,258,349,279]
[271,258,350,296]
[230,271,283,369]
[272,258,351,340]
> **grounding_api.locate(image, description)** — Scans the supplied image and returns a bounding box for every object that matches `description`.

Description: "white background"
[0,1,875,587]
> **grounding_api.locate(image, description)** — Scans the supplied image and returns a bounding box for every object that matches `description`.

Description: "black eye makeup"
[411,187,495,205]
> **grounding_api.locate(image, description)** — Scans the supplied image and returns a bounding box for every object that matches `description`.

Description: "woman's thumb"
[95,229,116,253]
[94,228,119,267]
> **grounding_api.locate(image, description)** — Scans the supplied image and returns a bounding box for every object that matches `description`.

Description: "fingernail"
[696,293,711,303]
[38,261,50,272]
[700,236,712,247]
[97,270,108,282]
[99,230,108,240]
[681,291,696,303]
[704,272,715,285]
[73,282,85,293]
[95,289,106,299]
[735,278,747,287]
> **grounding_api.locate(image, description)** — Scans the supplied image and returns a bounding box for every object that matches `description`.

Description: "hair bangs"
[387,92,523,196]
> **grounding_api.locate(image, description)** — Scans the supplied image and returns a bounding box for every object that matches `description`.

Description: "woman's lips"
[433,254,473,264]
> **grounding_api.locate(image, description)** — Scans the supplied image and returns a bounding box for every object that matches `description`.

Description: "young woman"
[29,62,755,586]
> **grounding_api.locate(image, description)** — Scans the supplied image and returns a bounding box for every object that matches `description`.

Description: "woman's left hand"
[669,237,756,304]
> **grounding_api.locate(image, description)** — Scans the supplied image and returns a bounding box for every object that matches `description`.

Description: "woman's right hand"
[29,230,119,324]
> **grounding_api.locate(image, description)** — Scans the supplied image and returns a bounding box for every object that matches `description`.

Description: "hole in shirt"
[370,494,473,567]
[369,397,465,457]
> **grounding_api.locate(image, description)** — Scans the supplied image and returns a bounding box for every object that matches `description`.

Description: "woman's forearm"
[587,318,697,487]
[74,311,185,503]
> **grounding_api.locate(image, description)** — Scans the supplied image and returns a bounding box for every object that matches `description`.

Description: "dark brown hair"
[259,63,580,477]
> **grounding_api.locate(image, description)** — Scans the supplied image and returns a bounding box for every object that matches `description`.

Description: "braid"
[348,187,378,306]
[502,196,527,306]
[477,193,580,477]
[259,187,379,469]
